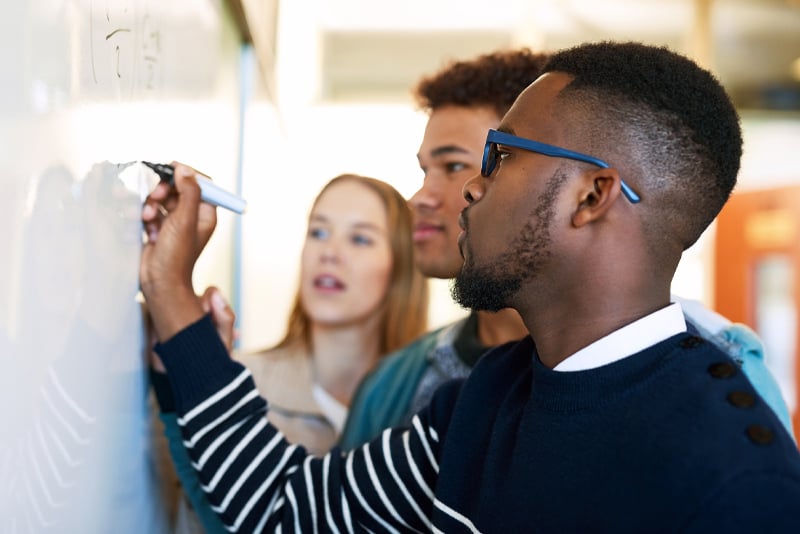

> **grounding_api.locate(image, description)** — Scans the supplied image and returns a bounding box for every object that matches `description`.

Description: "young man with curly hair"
[142,41,800,531]
[339,48,546,449]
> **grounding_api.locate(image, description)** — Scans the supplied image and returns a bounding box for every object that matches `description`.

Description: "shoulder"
[650,337,798,462]
[371,322,456,376]
[236,345,314,402]
[604,336,800,514]
[675,294,731,336]
[237,345,305,373]
[362,318,476,388]
[678,300,794,438]
[718,324,791,420]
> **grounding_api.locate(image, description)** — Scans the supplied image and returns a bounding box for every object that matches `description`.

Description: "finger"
[142,202,159,223]
[142,181,172,224]
[170,164,201,230]
[172,163,199,194]
[147,181,173,202]
[140,302,166,373]
[200,292,210,313]
[208,287,236,352]
[170,161,212,217]
[150,352,167,373]
[142,196,169,242]
[199,286,217,314]
[143,220,159,243]
[142,202,162,242]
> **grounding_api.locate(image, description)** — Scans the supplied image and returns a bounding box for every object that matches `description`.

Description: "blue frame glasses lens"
[481,129,641,204]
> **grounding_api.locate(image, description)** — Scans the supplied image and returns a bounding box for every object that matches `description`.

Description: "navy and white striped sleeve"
[157,314,446,532]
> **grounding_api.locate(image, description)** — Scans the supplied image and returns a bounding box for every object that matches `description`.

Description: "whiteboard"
[0,1,242,531]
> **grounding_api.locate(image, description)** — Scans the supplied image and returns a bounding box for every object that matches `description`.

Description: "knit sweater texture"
[340,310,794,451]
[158,315,800,533]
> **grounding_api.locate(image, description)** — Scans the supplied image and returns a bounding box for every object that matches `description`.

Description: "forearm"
[156,315,441,531]
[156,315,277,530]
[146,285,205,343]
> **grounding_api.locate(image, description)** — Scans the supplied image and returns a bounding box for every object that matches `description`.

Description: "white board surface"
[0,1,242,531]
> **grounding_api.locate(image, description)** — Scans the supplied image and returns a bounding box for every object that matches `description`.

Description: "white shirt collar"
[311,384,348,435]
[553,302,687,372]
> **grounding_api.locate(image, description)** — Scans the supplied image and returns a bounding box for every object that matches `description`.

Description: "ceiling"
[312,0,800,111]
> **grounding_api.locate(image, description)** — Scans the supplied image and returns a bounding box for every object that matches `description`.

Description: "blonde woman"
[238,173,429,454]
[151,173,428,533]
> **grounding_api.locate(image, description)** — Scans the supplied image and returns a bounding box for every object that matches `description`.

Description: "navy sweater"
[158,315,800,532]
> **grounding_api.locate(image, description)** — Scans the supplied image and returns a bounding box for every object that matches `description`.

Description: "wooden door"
[714,186,800,442]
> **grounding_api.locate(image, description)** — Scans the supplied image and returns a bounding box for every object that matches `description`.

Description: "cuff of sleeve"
[154,314,245,414]
[149,367,175,413]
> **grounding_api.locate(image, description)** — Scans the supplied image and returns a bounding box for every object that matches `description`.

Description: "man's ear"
[571,168,623,228]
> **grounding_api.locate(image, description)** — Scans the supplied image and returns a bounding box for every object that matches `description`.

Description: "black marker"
[142,161,247,214]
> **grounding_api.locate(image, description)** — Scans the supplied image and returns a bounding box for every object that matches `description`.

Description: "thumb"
[201,286,236,352]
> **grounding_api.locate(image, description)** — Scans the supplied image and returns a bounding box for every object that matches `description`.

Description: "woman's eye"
[351,234,373,246]
[309,227,329,240]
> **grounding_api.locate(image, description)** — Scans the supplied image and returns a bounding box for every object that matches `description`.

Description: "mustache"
[458,207,470,232]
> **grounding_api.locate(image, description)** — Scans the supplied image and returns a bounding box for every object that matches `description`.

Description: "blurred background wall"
[212,0,800,433]
[228,1,800,404]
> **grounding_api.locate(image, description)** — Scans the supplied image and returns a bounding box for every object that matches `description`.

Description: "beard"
[452,168,567,312]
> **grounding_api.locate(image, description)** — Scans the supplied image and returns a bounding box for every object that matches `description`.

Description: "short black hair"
[543,41,742,250]
[414,48,550,119]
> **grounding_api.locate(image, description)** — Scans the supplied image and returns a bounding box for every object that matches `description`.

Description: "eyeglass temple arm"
[619,180,640,203]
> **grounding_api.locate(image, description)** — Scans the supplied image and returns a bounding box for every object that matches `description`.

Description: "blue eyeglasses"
[482,129,641,204]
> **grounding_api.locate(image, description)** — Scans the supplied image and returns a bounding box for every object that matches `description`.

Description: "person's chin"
[418,257,461,279]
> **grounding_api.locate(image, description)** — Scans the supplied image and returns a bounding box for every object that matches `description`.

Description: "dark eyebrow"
[417,144,471,161]
[497,125,515,136]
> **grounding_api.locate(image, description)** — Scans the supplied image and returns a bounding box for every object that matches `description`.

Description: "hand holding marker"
[143,161,247,214]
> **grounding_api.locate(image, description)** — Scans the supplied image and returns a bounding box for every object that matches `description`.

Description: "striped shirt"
[159,315,467,532]
[158,315,800,533]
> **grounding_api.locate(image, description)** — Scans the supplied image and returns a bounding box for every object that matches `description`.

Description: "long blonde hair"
[277,174,429,356]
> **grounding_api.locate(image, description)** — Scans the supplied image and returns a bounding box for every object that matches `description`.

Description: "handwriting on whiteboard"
[89,0,162,97]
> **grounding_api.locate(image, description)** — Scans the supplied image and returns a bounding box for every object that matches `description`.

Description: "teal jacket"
[339,321,458,450]
[160,412,228,534]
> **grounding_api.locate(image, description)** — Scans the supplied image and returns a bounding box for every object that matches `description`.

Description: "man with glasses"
[339,49,791,451]
[141,41,800,531]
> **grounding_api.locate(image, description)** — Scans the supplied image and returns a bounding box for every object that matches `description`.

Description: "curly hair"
[543,41,742,250]
[413,48,551,118]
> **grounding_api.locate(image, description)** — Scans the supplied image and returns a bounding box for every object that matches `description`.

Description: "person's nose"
[409,177,442,214]
[462,173,484,204]
[320,238,341,264]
